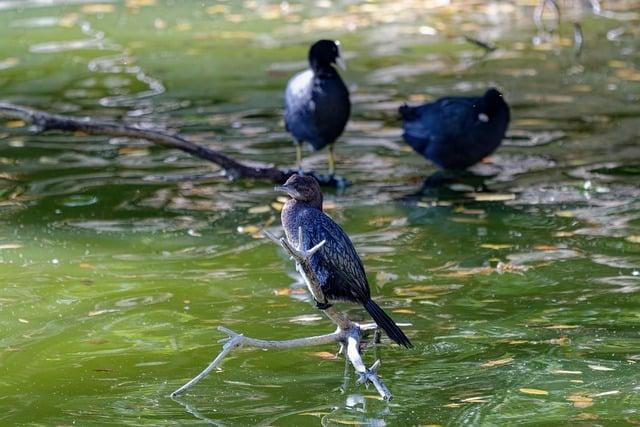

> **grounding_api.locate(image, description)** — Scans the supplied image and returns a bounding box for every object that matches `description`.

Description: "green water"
[1,1,640,425]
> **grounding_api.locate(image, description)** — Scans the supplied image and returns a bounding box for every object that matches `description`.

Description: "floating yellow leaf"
[544,324,579,330]
[270,202,283,211]
[467,193,516,202]
[392,309,415,314]
[308,351,338,360]
[79,263,95,269]
[553,231,575,237]
[555,210,575,218]
[18,318,29,324]
[592,390,620,397]
[248,205,270,214]
[626,235,640,244]
[588,365,614,371]
[5,120,25,128]
[81,3,115,13]
[276,196,289,204]
[519,388,548,396]
[480,357,513,368]
[237,225,260,234]
[480,243,513,250]
[0,243,22,250]
[535,245,558,251]
[88,309,118,316]
[567,393,593,408]
[118,147,149,156]
[206,5,227,13]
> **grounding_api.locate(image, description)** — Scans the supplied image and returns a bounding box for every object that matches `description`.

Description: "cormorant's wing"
[305,212,370,302]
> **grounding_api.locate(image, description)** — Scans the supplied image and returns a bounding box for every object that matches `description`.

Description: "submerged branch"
[0,102,346,186]
[170,227,395,401]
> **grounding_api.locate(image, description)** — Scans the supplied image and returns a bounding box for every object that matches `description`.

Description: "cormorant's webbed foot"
[314,300,333,310]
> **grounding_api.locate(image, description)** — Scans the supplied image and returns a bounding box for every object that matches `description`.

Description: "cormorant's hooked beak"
[335,41,347,71]
[274,184,301,199]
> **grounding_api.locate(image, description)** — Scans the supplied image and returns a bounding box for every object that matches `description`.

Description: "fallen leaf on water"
[376,270,398,286]
[81,4,115,13]
[495,262,529,274]
[5,120,25,128]
[626,235,640,244]
[544,324,579,330]
[289,314,322,323]
[276,196,289,204]
[237,225,260,234]
[248,205,271,214]
[555,210,575,218]
[79,263,95,269]
[480,243,513,250]
[567,393,593,408]
[308,351,338,360]
[535,245,558,251]
[118,147,149,156]
[0,243,22,250]
[271,202,283,211]
[443,403,462,408]
[466,192,516,202]
[592,390,620,397]
[588,364,615,371]
[87,338,110,345]
[18,318,29,323]
[392,309,415,314]
[88,309,119,317]
[460,396,490,403]
[480,357,513,368]
[575,413,598,421]
[519,388,549,396]
[553,231,575,237]
[545,336,571,345]
[274,287,305,296]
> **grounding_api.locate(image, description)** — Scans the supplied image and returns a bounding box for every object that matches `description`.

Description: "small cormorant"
[284,40,351,175]
[276,174,412,348]
[399,88,510,170]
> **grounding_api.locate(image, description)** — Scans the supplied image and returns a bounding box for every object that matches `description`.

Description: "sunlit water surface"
[1,0,640,425]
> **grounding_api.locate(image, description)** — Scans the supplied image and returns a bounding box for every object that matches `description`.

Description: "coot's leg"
[295,142,303,172]
[328,143,336,176]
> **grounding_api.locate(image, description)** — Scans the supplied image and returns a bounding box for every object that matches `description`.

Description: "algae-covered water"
[1,1,639,425]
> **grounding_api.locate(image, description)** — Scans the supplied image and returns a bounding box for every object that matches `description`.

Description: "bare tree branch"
[0,102,346,186]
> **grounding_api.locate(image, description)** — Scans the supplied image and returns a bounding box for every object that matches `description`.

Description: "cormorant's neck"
[286,197,323,212]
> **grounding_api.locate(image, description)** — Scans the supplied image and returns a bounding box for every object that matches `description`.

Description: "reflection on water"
[1,0,640,425]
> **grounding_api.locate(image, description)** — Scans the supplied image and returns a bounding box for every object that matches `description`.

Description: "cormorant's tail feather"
[364,300,412,348]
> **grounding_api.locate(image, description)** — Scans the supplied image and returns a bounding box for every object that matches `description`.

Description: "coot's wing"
[304,212,370,302]
[284,70,318,141]
[311,76,351,145]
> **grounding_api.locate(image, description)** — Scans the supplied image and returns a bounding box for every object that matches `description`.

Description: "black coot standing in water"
[284,40,351,175]
[276,174,412,348]
[399,88,510,170]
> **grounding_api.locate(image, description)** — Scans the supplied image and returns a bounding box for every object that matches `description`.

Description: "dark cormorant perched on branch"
[284,40,351,175]
[276,174,412,348]
[399,88,510,170]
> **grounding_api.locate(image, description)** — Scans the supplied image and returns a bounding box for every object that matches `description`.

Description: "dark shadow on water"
[397,170,493,204]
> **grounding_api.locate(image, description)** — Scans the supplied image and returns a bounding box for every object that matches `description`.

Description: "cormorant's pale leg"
[328,144,336,175]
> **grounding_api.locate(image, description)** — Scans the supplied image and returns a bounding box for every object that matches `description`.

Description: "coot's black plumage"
[284,40,351,175]
[276,174,412,348]
[399,88,510,170]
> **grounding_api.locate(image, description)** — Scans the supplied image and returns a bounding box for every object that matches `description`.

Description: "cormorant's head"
[275,174,323,209]
[308,39,346,72]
